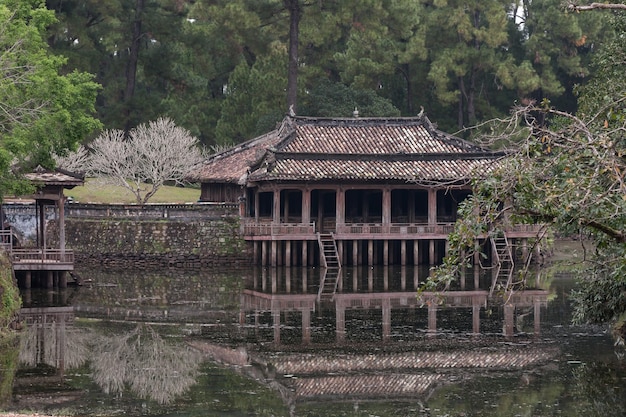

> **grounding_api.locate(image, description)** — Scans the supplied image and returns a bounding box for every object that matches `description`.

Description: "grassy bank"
[64,179,200,204]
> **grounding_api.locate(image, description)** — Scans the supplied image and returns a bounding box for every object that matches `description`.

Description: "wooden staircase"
[489,233,514,296]
[317,233,341,302]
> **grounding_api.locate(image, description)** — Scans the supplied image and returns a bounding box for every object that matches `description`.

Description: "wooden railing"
[242,220,546,239]
[0,230,12,251]
[336,223,456,235]
[242,220,316,236]
[10,249,74,264]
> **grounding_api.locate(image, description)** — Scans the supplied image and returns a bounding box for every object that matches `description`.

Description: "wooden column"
[271,241,278,266]
[302,268,308,293]
[58,195,65,253]
[254,190,260,221]
[428,188,437,225]
[401,239,407,265]
[271,268,278,293]
[338,240,344,264]
[38,201,46,249]
[352,239,358,266]
[302,188,311,225]
[261,268,267,292]
[302,241,308,266]
[285,241,291,267]
[383,240,389,266]
[262,241,268,266]
[336,187,345,226]
[253,241,258,264]
[382,187,391,225]
[283,191,290,222]
[273,188,280,223]
[429,240,436,265]
[368,240,374,265]
[413,240,420,265]
[285,267,291,293]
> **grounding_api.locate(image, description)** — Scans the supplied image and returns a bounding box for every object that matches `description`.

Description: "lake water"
[1,263,625,416]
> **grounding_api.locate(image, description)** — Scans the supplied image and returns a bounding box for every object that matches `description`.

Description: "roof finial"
[288,104,296,117]
[353,107,359,118]
[417,105,424,118]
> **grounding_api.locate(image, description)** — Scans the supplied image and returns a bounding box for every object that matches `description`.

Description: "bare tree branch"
[86,117,204,204]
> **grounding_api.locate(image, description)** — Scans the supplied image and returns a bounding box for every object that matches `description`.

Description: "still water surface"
[1,263,625,416]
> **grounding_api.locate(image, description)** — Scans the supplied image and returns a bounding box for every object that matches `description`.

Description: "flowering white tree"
[87,117,204,204]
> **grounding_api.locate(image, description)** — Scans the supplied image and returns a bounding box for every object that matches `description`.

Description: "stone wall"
[16,202,254,268]
[56,217,250,268]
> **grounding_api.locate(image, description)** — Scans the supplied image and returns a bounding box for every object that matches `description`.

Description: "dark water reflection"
[0,264,624,416]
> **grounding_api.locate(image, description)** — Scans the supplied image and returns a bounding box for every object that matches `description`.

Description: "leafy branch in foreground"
[427,94,626,337]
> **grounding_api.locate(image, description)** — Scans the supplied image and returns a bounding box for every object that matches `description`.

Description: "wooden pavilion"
[5,166,83,288]
[190,114,542,268]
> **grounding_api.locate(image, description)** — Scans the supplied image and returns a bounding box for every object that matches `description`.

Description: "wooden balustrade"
[11,248,74,264]
[0,230,12,251]
[242,221,316,236]
[242,219,545,239]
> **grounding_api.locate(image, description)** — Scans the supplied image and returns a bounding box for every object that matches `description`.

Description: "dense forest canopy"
[44,0,613,146]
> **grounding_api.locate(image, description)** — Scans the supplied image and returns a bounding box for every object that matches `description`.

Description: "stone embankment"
[4,202,251,268]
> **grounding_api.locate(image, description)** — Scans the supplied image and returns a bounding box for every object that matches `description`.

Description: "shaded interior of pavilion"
[243,185,489,267]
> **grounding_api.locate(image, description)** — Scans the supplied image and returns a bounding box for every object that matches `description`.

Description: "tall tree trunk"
[467,68,477,126]
[398,63,413,115]
[124,0,145,131]
[457,77,465,129]
[285,0,301,115]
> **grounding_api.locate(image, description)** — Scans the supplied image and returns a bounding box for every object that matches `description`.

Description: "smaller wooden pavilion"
[5,166,83,288]
[190,114,542,268]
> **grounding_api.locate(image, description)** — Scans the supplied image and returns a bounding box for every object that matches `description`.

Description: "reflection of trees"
[424,360,626,417]
[91,324,201,404]
[18,317,91,371]
[566,362,626,417]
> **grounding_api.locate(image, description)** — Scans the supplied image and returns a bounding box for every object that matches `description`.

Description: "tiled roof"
[281,117,484,155]
[189,116,503,184]
[248,157,500,184]
[24,166,84,187]
[186,129,283,184]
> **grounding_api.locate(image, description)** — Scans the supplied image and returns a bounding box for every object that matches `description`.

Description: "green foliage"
[300,79,401,118]
[0,334,19,404]
[0,0,101,199]
[215,48,287,145]
[0,252,20,331]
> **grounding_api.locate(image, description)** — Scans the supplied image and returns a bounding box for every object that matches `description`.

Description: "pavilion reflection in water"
[239,266,550,345]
